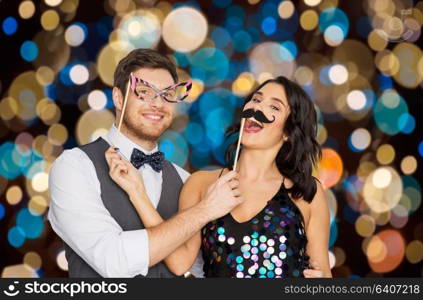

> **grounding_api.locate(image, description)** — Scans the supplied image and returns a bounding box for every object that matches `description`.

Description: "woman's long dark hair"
[225,76,322,203]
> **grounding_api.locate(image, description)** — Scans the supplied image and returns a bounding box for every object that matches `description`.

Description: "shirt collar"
[106,124,159,160]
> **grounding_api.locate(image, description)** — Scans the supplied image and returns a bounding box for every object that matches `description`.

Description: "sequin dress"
[201,170,310,278]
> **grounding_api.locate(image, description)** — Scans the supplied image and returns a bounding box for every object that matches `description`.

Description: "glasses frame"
[129,73,192,103]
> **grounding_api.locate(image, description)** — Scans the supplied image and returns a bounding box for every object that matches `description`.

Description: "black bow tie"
[130,148,164,172]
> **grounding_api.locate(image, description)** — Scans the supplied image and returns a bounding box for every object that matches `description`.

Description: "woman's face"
[241,82,290,150]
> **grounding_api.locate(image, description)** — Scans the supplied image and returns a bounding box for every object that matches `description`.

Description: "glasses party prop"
[130,73,192,103]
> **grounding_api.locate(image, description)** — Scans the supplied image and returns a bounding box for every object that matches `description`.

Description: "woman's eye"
[271,105,280,111]
[252,98,260,103]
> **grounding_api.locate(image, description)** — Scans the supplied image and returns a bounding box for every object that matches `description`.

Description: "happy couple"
[48,48,331,278]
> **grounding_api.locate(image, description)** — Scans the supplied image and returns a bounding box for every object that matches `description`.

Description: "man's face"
[113,68,176,142]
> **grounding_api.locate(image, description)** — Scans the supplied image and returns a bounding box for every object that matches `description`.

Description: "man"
[48,48,242,278]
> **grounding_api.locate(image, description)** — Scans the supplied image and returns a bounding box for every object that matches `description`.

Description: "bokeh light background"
[0,0,422,278]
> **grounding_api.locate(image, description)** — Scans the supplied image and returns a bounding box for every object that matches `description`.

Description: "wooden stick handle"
[233,118,245,172]
[114,78,131,148]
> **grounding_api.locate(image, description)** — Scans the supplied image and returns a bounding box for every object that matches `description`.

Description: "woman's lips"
[243,118,263,133]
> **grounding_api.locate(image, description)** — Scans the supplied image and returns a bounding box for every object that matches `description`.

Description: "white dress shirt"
[48,124,204,277]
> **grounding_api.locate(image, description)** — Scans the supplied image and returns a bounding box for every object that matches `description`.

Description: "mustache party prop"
[232,108,275,171]
[241,108,275,124]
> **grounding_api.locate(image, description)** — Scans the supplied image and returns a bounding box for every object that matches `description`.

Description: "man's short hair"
[113,48,178,95]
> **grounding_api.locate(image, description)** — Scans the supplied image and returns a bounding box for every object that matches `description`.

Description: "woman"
[106,76,332,278]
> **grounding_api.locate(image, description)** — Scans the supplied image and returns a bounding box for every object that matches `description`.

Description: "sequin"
[236,264,244,272]
[251,254,259,262]
[217,227,225,235]
[243,236,251,243]
[275,268,282,275]
[275,260,283,267]
[267,239,275,246]
[279,235,287,243]
[251,239,258,247]
[241,244,251,252]
[227,237,235,245]
[236,256,243,264]
[259,243,267,251]
[236,272,244,278]
[267,247,275,254]
[218,235,226,242]
[251,247,258,254]
[279,244,287,251]
[259,235,267,243]
[251,232,259,239]
[279,252,287,259]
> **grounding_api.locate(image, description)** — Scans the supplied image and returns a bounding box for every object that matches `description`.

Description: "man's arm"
[106,149,243,268]
[172,164,205,278]
[126,170,210,275]
[48,149,150,277]
[136,171,241,267]
[145,202,208,266]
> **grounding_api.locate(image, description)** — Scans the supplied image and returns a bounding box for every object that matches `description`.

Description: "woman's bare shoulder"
[179,168,226,208]
[187,168,225,186]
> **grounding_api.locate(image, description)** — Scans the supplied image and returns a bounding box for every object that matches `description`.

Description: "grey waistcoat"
[63,137,183,278]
